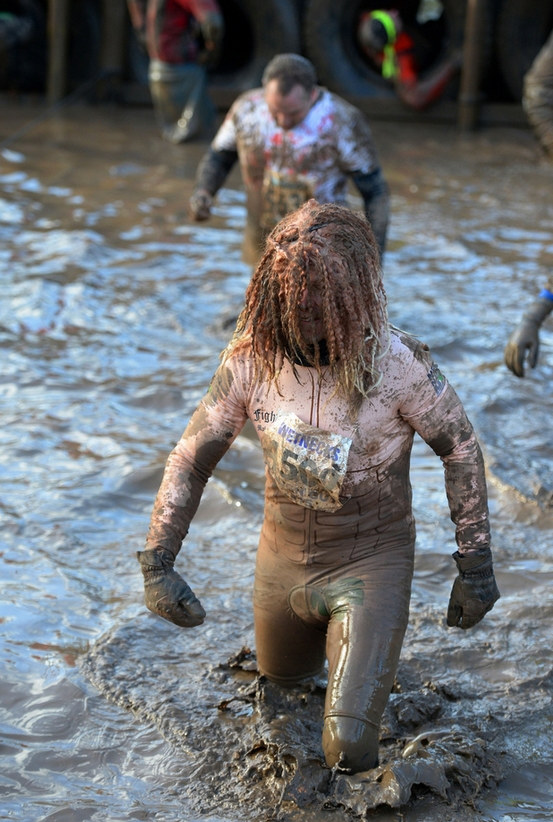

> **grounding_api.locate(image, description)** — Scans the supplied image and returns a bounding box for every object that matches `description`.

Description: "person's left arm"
[399,340,500,628]
[350,166,390,258]
[336,105,390,257]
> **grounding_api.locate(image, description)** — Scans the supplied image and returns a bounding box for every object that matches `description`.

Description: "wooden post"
[46,0,70,103]
[100,0,128,76]
[94,0,129,100]
[458,0,488,130]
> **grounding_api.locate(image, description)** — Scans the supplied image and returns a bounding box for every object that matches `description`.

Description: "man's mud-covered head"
[262,53,319,130]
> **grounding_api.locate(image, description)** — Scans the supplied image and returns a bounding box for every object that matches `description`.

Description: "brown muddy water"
[1,98,553,822]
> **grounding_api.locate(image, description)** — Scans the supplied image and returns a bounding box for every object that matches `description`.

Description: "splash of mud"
[80,617,512,821]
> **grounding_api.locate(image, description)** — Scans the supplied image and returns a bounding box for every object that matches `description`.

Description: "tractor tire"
[302,0,491,99]
[496,0,553,101]
[210,0,301,94]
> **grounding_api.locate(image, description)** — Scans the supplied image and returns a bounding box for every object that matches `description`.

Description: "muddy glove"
[189,188,213,221]
[447,548,500,630]
[137,549,206,628]
[504,297,553,377]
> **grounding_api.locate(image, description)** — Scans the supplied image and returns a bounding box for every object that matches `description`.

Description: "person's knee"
[322,715,379,773]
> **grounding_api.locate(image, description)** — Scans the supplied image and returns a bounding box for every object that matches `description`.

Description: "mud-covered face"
[297,274,325,343]
[264,80,317,130]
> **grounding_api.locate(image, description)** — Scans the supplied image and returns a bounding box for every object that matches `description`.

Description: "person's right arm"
[137,359,249,626]
[189,97,241,220]
[189,148,238,219]
[504,281,553,377]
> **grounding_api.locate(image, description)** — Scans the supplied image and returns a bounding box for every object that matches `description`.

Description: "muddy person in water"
[138,200,500,773]
[188,53,390,265]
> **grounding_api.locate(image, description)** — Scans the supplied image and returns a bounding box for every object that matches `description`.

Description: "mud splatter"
[80,620,509,821]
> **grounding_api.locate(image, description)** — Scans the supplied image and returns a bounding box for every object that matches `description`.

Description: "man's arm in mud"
[351,167,390,258]
[189,148,238,220]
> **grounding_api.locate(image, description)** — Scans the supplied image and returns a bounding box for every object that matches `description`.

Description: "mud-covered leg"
[253,557,326,684]
[321,564,412,772]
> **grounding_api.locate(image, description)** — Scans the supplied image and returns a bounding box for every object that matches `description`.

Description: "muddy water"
[1,100,553,822]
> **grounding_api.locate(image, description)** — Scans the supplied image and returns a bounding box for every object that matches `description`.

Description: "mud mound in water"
[80,619,508,820]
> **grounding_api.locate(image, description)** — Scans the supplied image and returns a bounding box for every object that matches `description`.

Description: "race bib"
[263,412,353,512]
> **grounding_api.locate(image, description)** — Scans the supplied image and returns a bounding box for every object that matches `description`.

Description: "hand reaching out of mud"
[137,549,206,628]
[447,548,500,630]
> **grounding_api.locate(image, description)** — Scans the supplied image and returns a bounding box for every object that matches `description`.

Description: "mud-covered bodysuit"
[145,329,490,771]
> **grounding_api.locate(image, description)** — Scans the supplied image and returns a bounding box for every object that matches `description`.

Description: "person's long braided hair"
[224,200,389,401]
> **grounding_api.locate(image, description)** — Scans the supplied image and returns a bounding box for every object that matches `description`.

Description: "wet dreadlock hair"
[225,200,389,400]
[261,53,317,96]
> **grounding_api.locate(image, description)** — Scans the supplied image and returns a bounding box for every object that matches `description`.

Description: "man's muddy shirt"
[145,330,491,561]
[211,86,381,232]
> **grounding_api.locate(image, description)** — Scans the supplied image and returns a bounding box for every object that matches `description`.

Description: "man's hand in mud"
[447,548,500,630]
[137,549,206,628]
[189,189,212,221]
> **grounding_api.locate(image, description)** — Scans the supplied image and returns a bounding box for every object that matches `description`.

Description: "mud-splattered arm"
[333,100,390,256]
[194,147,238,198]
[410,383,491,554]
[397,341,499,628]
[351,168,390,258]
[395,338,491,555]
[189,147,238,220]
[405,374,499,628]
[145,363,249,559]
[425,389,490,552]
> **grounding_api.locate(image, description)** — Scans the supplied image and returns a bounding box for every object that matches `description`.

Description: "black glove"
[137,549,206,628]
[189,189,213,221]
[447,548,500,630]
[504,297,553,377]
